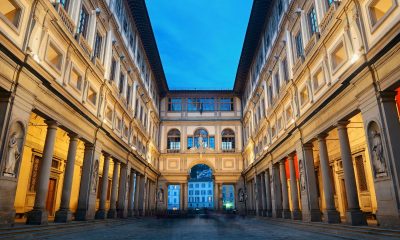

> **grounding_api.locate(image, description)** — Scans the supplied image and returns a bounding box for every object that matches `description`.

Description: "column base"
[291,210,302,220]
[282,209,291,219]
[323,209,341,223]
[95,209,107,219]
[107,209,117,219]
[26,209,48,225]
[309,209,322,222]
[138,209,144,216]
[266,210,272,217]
[273,209,282,218]
[346,209,367,226]
[0,209,15,225]
[117,209,127,218]
[54,209,73,223]
[75,209,94,221]
[376,212,400,228]
[128,209,134,217]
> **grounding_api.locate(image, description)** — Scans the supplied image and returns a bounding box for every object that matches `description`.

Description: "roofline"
[233,0,272,94]
[127,0,169,96]
[168,90,238,95]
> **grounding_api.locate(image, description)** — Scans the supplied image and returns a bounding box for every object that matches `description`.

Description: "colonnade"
[248,120,369,225]
[22,119,154,225]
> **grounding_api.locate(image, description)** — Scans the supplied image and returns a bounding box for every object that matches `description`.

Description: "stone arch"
[187,160,215,173]
[2,120,26,177]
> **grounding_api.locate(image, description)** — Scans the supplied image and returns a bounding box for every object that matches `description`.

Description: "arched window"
[222,129,235,152]
[167,129,180,153]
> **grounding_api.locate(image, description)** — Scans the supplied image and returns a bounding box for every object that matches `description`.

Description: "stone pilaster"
[127,170,136,217]
[107,160,120,219]
[95,153,111,219]
[117,163,128,218]
[279,160,291,219]
[271,163,282,218]
[288,154,301,220]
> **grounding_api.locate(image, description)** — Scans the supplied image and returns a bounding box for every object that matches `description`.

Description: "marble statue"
[4,133,20,177]
[92,160,99,192]
[369,127,387,177]
[299,160,306,191]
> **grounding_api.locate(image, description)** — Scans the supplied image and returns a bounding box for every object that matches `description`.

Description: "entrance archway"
[188,164,214,210]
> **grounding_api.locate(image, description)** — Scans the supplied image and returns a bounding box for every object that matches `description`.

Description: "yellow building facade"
[0,0,400,229]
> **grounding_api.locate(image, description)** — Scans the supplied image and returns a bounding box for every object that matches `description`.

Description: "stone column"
[260,173,267,216]
[117,163,128,218]
[75,142,102,221]
[264,170,272,217]
[107,160,120,219]
[288,154,301,220]
[128,170,136,217]
[134,173,141,216]
[95,153,111,219]
[183,182,188,211]
[271,164,282,218]
[55,132,79,223]
[280,160,291,219]
[27,120,58,225]
[337,121,367,225]
[219,183,223,211]
[317,135,340,223]
[254,176,260,216]
[138,175,146,216]
[214,183,219,211]
[301,143,322,222]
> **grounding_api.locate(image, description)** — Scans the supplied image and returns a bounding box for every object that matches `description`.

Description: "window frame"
[367,0,397,32]
[0,0,24,32]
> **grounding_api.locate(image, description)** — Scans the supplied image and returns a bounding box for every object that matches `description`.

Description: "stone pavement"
[5,214,393,240]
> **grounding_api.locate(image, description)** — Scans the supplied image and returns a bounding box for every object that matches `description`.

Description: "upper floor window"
[93,31,103,60]
[368,0,395,28]
[308,6,318,35]
[168,98,182,111]
[282,57,289,83]
[60,0,70,11]
[109,58,117,81]
[119,72,125,94]
[221,129,235,152]
[167,129,181,153]
[274,72,280,96]
[0,0,22,29]
[219,98,234,111]
[295,32,304,58]
[77,5,89,38]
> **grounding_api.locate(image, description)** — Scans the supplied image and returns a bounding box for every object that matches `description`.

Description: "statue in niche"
[369,122,387,177]
[157,188,164,202]
[198,134,204,149]
[298,159,306,191]
[238,188,245,202]
[4,124,24,177]
[92,160,99,192]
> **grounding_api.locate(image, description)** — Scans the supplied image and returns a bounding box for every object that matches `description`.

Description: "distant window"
[119,72,125,94]
[87,87,97,106]
[187,136,193,149]
[368,0,394,27]
[331,41,347,72]
[94,31,103,60]
[312,67,325,92]
[0,0,22,28]
[46,41,63,72]
[77,5,89,38]
[60,0,70,11]
[295,32,303,58]
[168,98,182,111]
[282,58,289,83]
[308,6,318,35]
[109,58,117,81]
[167,129,181,152]
[274,72,280,95]
[219,98,234,111]
[221,129,235,152]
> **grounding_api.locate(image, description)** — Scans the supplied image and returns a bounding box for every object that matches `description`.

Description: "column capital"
[279,160,285,166]
[336,120,350,129]
[113,159,121,165]
[103,152,111,159]
[317,132,328,140]
[378,90,397,102]
[44,120,59,129]
[303,142,314,150]
[288,152,296,159]
[67,132,79,140]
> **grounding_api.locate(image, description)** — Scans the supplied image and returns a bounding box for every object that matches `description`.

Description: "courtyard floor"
[3,214,400,240]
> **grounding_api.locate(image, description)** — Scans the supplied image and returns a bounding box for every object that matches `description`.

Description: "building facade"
[188,180,214,209]
[0,0,400,229]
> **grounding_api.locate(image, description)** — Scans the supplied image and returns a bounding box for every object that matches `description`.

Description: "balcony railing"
[319,2,339,36]
[304,32,320,57]
[76,33,92,57]
[55,3,75,35]
[167,149,180,153]
[222,148,235,153]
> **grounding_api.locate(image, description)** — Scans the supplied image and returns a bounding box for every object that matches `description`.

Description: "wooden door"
[46,178,57,216]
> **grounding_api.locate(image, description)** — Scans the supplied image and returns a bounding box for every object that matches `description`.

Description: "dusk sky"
[146,0,252,90]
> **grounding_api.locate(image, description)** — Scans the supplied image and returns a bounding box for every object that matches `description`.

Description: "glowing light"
[351,53,360,64]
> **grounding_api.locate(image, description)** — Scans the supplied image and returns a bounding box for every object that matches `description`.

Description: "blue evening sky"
[146,0,252,90]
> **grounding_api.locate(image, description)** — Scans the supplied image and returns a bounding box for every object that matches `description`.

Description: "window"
[46,41,63,72]
[312,67,325,92]
[187,136,193,149]
[199,98,215,111]
[308,6,318,35]
[285,106,293,123]
[219,98,234,111]
[109,58,117,81]
[94,32,103,60]
[187,98,197,111]
[119,72,125,94]
[105,106,113,122]
[126,84,132,105]
[221,129,235,152]
[300,86,309,106]
[274,72,280,95]
[0,0,22,28]
[69,68,83,91]
[327,0,334,7]
[282,58,289,83]
[77,5,89,38]
[369,0,394,27]
[167,129,181,152]
[331,41,347,72]
[295,32,304,58]
[209,136,215,149]
[60,0,70,11]
[87,87,97,106]
[168,98,182,111]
